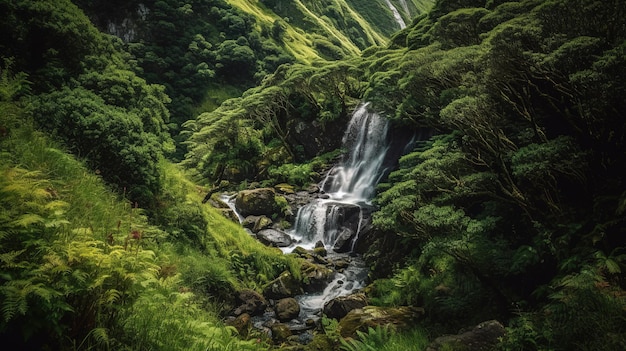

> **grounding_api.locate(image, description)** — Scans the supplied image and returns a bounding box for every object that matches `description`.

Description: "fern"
[340,325,393,351]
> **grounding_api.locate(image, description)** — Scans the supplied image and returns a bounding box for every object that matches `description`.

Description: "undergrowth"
[0,68,279,349]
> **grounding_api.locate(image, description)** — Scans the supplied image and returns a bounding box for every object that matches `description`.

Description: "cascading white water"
[289,102,391,316]
[398,0,411,18]
[384,0,407,29]
[289,102,390,250]
[321,103,390,203]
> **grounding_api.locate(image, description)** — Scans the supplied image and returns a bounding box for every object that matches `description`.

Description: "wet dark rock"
[275,298,301,322]
[257,228,293,247]
[305,183,321,194]
[235,188,279,217]
[241,215,273,233]
[263,271,304,300]
[338,306,425,338]
[323,292,368,320]
[332,228,355,253]
[233,289,268,316]
[301,261,334,293]
[324,203,362,253]
[332,257,351,270]
[426,320,506,351]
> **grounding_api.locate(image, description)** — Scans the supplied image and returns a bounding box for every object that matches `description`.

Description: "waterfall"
[398,0,411,18]
[320,102,390,203]
[384,0,407,29]
[289,102,390,251]
[288,102,391,316]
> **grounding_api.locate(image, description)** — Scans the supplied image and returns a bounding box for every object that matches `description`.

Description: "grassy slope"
[227,0,395,62]
[227,0,324,63]
[0,94,297,348]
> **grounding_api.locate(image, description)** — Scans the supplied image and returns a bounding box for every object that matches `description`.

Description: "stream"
[222,102,412,335]
[282,102,390,320]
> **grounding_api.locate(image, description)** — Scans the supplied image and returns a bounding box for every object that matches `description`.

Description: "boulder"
[275,298,301,322]
[313,246,327,257]
[338,306,425,338]
[225,313,251,336]
[323,292,368,320]
[324,202,362,253]
[233,289,268,316]
[332,227,356,253]
[301,261,334,293]
[270,323,292,343]
[263,271,304,299]
[241,215,273,233]
[426,320,506,351]
[235,188,279,217]
[332,257,351,270]
[291,246,311,257]
[257,229,293,247]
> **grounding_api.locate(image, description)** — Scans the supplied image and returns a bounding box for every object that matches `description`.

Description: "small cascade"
[288,103,390,251]
[398,0,411,18]
[288,102,392,315]
[384,0,407,29]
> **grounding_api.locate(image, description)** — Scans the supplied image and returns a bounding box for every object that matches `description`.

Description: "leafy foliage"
[0,69,284,350]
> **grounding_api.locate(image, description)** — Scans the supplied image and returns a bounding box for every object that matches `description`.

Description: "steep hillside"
[183,1,626,349]
[73,0,434,160]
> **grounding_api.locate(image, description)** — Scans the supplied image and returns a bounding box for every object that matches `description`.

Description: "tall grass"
[0,93,278,349]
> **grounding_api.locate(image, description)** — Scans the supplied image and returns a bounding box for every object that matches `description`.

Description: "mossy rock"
[263,271,304,299]
[271,323,293,343]
[235,188,280,217]
[338,306,425,338]
[275,183,296,194]
[301,260,334,293]
[312,246,327,257]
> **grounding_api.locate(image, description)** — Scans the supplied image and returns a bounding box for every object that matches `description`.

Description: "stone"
[332,228,355,253]
[257,228,293,247]
[275,297,301,322]
[313,246,327,257]
[241,215,273,233]
[225,313,251,336]
[338,306,425,338]
[325,202,362,253]
[271,323,293,343]
[332,257,351,270]
[263,271,304,299]
[323,292,368,320]
[275,183,295,194]
[291,246,310,257]
[234,188,279,217]
[426,320,506,351]
[301,261,334,293]
[233,289,268,316]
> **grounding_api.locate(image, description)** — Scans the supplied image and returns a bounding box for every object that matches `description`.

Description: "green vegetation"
[0,64,301,349]
[2,0,626,350]
[184,0,626,349]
